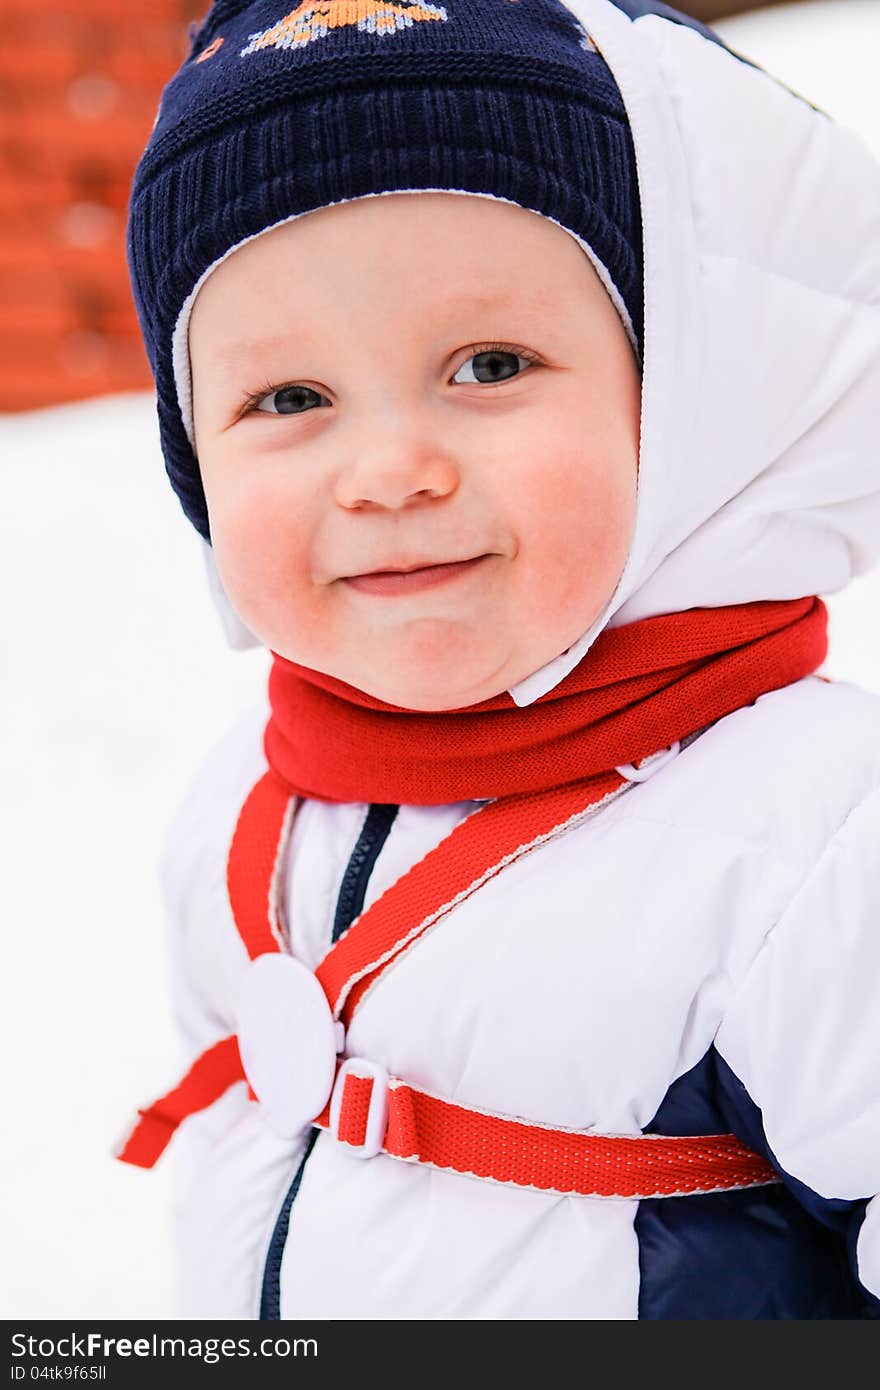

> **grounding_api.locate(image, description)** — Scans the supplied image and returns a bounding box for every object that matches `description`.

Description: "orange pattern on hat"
[196,36,225,62]
[240,0,449,55]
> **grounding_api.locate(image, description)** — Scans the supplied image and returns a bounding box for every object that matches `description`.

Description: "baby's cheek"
[210,494,315,639]
[522,452,632,612]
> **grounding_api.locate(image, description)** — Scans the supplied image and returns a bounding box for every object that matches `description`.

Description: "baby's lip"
[348,554,487,578]
[340,554,495,597]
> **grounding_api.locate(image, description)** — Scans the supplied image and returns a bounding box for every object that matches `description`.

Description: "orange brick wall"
[0,1,775,414]
[0,0,204,412]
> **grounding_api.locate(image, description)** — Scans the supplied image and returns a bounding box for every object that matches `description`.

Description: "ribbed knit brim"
[126,0,644,541]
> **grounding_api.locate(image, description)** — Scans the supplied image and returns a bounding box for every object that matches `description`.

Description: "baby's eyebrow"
[203,293,546,372]
[441,289,519,310]
[204,332,305,370]
[439,289,551,320]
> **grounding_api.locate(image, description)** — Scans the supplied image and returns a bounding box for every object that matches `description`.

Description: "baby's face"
[189,193,641,710]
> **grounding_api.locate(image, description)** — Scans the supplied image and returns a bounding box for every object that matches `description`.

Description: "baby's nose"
[333,446,460,511]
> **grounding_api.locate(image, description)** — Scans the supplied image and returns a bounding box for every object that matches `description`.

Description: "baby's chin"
[342,660,511,713]
[304,622,523,711]
[354,670,505,712]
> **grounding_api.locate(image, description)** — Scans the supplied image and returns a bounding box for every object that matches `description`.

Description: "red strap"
[114,1036,247,1169]
[226,772,294,959]
[331,1073,375,1148]
[316,773,627,1026]
[117,750,779,1196]
[224,761,629,1029]
[314,1072,779,1198]
[115,773,291,1169]
[116,772,628,1169]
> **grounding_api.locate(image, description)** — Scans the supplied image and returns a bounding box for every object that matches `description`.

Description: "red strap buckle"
[329,1058,389,1157]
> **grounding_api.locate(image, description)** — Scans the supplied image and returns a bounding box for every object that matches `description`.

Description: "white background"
[2,1,879,1318]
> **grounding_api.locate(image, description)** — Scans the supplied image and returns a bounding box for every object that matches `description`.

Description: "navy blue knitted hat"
[127,0,644,542]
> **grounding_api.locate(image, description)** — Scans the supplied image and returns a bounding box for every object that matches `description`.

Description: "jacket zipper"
[259,802,399,1319]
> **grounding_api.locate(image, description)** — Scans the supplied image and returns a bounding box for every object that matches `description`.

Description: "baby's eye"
[453,348,536,386]
[253,384,328,415]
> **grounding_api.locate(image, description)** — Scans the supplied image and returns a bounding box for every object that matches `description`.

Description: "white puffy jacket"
[158,0,880,1319]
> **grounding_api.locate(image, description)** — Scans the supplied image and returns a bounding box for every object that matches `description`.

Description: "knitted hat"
[126,0,644,542]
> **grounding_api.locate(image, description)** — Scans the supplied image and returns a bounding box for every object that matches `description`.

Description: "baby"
[187,191,641,712]
[118,0,880,1319]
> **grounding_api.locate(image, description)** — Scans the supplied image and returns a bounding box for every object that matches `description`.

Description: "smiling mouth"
[343,555,492,596]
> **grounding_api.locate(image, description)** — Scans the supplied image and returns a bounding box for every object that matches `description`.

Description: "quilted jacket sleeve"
[153,711,262,1191]
[714,781,880,1310]
[155,706,305,1318]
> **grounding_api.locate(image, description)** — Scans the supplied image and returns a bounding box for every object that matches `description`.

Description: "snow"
[1,393,268,1317]
[3,0,879,1319]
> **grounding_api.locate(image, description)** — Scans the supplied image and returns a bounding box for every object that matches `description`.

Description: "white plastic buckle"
[329,1057,390,1159]
[236,954,345,1139]
[615,740,682,783]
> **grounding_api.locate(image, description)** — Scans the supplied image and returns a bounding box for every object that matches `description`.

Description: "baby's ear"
[201,539,263,651]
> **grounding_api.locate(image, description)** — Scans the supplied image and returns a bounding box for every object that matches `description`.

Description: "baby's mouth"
[343,555,493,596]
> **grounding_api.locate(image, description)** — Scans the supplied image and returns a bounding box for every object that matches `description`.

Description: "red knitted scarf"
[263,597,828,805]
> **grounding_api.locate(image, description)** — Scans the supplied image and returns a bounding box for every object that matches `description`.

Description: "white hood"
[202,0,880,705]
